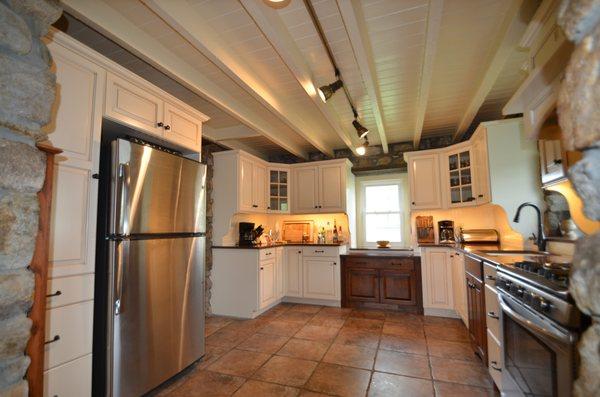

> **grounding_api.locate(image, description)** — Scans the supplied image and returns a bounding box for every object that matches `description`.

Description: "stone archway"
[556,1,600,396]
[0,1,62,395]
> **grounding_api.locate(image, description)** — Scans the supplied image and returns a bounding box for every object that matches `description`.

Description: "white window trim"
[356,178,406,249]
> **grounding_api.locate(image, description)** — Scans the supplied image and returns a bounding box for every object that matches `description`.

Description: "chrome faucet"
[513,202,546,252]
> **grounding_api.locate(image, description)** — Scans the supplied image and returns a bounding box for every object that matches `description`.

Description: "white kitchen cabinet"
[275,247,284,299]
[406,153,442,210]
[444,147,476,207]
[105,72,164,137]
[471,130,491,205]
[259,257,276,309]
[291,159,353,214]
[163,102,206,151]
[292,165,320,212]
[302,256,339,300]
[421,248,454,314]
[268,167,290,213]
[451,251,468,325]
[252,161,268,212]
[105,72,208,152]
[539,139,564,185]
[284,247,303,298]
[44,354,92,397]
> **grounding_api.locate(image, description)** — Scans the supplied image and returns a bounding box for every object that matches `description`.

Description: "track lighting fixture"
[356,138,369,156]
[317,79,343,103]
[352,119,369,139]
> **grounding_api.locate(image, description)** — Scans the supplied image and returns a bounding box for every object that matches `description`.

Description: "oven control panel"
[496,272,580,329]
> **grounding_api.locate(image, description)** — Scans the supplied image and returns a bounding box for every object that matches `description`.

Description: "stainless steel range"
[494,257,584,397]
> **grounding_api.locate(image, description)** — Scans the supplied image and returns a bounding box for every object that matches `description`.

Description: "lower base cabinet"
[466,272,487,363]
[302,257,339,300]
[341,254,422,313]
[44,354,92,397]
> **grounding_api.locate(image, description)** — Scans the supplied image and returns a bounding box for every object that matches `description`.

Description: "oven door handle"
[498,293,575,344]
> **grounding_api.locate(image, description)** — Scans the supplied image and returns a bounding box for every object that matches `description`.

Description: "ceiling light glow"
[263,0,292,9]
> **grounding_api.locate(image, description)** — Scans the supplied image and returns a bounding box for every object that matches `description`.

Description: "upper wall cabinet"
[268,167,290,213]
[105,72,208,152]
[406,154,441,210]
[291,159,353,214]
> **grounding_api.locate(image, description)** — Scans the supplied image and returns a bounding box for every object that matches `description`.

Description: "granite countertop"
[212,242,348,250]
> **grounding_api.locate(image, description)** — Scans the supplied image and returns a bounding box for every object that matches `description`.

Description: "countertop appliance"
[239,222,264,246]
[104,139,206,396]
[438,220,455,243]
[494,254,583,397]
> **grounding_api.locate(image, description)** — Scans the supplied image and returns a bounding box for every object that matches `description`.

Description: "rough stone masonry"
[557,0,600,396]
[0,1,62,396]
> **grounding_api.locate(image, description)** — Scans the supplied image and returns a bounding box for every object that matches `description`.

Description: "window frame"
[357,178,406,249]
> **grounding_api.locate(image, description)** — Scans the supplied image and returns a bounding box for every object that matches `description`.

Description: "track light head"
[318,79,343,102]
[356,139,369,156]
[352,119,369,139]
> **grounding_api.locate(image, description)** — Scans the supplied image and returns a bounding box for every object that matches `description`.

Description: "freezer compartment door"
[111,139,206,235]
[110,236,205,397]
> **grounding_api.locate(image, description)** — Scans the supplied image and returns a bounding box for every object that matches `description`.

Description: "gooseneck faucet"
[513,202,546,252]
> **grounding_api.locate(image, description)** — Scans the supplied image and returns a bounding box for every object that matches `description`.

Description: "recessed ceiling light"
[352,119,369,139]
[317,79,343,103]
[263,0,292,9]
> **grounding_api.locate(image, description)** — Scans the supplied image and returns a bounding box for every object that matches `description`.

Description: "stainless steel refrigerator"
[106,139,206,397]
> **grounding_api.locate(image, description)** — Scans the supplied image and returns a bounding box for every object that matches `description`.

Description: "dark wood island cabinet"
[341,250,423,313]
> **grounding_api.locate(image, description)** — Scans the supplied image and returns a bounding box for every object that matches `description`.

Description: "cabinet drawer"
[344,257,414,271]
[483,262,497,289]
[45,301,94,370]
[259,248,276,261]
[44,353,92,397]
[303,246,339,257]
[46,274,94,309]
[484,284,500,338]
[487,329,503,390]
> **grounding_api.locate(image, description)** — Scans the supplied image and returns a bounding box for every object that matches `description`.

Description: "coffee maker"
[239,222,256,246]
[438,220,455,244]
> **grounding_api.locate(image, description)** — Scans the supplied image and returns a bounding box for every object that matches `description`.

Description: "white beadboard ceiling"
[61,0,540,156]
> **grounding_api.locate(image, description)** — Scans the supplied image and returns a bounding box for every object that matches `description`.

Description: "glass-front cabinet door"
[446,148,476,206]
[268,167,289,212]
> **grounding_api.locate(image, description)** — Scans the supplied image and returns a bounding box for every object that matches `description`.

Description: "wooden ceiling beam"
[61,0,310,159]
[240,0,359,154]
[337,0,389,153]
[143,0,335,157]
[413,0,444,149]
[453,0,532,141]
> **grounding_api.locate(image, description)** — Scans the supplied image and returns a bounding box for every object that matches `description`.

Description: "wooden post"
[26,142,62,397]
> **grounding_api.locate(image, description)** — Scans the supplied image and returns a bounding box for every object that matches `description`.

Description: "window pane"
[366,213,401,242]
[365,185,399,212]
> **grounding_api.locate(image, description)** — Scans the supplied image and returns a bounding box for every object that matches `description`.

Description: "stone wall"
[200,141,228,315]
[556,1,600,395]
[0,1,61,395]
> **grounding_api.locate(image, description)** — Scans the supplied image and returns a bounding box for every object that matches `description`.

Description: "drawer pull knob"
[490,361,502,371]
[298,251,302,254]
[487,311,499,319]
[157,122,164,127]
[44,335,60,345]
[46,290,62,298]
[260,267,264,270]
[332,262,336,266]
[485,275,496,281]
[315,250,324,253]
[265,252,272,256]
[164,125,171,130]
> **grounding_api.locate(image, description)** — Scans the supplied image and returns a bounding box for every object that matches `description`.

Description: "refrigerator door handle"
[114,241,128,316]
[116,162,131,236]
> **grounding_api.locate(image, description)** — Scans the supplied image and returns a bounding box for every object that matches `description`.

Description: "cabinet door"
[422,249,453,309]
[466,275,487,362]
[472,132,490,205]
[446,148,476,207]
[253,162,268,212]
[303,257,339,300]
[293,166,319,212]
[276,248,284,299]
[452,252,468,326]
[539,139,565,184]
[379,270,417,305]
[319,164,344,212]
[238,156,255,212]
[259,258,276,309]
[284,248,303,297]
[268,168,290,213]
[163,102,203,151]
[105,72,164,136]
[408,154,442,209]
[345,268,379,302]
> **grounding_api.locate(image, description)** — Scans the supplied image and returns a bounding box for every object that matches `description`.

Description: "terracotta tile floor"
[151,303,498,397]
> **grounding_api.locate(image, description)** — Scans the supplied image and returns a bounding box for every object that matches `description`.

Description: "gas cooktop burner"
[513,261,570,286]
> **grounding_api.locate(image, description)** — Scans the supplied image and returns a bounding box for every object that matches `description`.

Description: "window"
[357,179,405,248]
